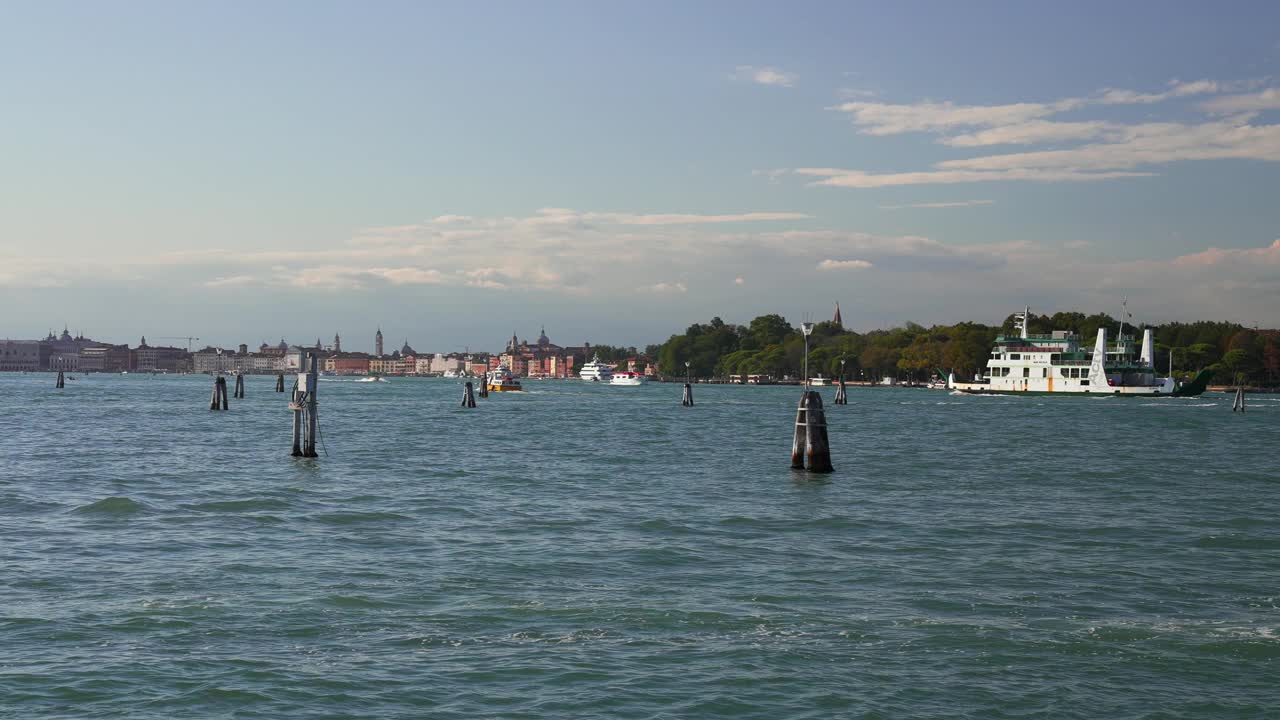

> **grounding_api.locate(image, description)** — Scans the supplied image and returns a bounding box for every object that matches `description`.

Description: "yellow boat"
[486,365,523,392]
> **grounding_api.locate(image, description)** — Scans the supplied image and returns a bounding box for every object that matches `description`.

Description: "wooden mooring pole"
[462,381,477,408]
[290,353,319,457]
[833,376,847,405]
[209,376,228,411]
[234,373,245,399]
[1233,386,1246,413]
[56,370,65,389]
[791,390,833,473]
[478,373,489,398]
[275,373,285,392]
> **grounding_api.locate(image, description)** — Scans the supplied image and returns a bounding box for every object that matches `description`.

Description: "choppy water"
[2,373,1278,718]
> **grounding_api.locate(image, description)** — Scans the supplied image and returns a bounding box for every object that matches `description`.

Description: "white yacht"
[950,307,1211,397]
[610,371,646,386]
[579,355,614,382]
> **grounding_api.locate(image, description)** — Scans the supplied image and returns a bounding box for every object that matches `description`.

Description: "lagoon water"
[2,373,1278,718]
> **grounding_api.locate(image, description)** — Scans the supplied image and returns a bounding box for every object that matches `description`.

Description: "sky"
[2,1,1279,353]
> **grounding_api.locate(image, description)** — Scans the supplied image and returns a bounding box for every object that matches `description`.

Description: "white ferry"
[579,355,614,382]
[950,307,1211,397]
[486,365,523,392]
[610,371,646,386]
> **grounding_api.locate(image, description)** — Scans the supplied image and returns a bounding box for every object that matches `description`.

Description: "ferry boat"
[610,371,646,386]
[486,365,523,392]
[579,355,614,382]
[950,307,1211,397]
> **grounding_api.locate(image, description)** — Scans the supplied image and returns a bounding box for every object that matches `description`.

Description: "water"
[2,374,1278,718]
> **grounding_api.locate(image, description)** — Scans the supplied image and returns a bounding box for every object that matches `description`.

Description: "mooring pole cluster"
[55,370,65,389]
[233,373,245,399]
[790,390,833,473]
[461,381,477,408]
[478,372,489,398]
[290,353,319,457]
[1233,386,1246,413]
[209,375,228,410]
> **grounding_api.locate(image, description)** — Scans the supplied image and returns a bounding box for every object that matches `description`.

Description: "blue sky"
[2,1,1279,352]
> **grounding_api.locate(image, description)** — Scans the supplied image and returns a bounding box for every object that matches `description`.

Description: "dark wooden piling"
[833,376,847,404]
[478,374,489,398]
[275,374,285,392]
[791,390,833,473]
[462,381,477,408]
[56,370,65,389]
[803,391,834,473]
[682,383,694,406]
[790,393,807,469]
[234,373,245,399]
[210,376,228,410]
[1234,387,1245,413]
[290,354,319,457]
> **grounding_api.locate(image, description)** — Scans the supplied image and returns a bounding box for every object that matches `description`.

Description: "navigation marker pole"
[791,390,833,473]
[290,353,319,458]
[834,357,848,405]
[56,370,65,389]
[234,373,245,399]
[462,381,477,408]
[275,374,285,392]
[682,360,693,406]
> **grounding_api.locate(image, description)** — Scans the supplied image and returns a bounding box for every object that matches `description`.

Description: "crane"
[155,336,200,352]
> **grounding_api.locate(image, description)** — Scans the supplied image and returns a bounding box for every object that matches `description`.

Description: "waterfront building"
[325,353,371,375]
[0,340,41,372]
[79,344,133,373]
[133,338,191,372]
[499,328,578,378]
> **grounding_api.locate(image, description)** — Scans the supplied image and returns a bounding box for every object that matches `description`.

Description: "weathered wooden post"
[682,360,694,406]
[290,353,319,457]
[790,393,807,469]
[275,373,285,392]
[1234,386,1246,413]
[56,370,65,389]
[833,357,848,405]
[210,375,228,410]
[791,390,833,473]
[804,391,834,472]
[462,381,477,408]
[478,371,489,398]
[234,373,245,399]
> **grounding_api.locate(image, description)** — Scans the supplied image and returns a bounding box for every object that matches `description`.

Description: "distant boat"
[357,376,388,383]
[579,355,614,382]
[486,365,522,392]
[610,371,646,386]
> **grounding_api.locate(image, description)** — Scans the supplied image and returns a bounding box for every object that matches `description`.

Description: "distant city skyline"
[3,3,1279,345]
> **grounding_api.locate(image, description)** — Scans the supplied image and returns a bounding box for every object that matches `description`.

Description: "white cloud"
[830,99,1070,136]
[879,200,994,210]
[733,65,796,87]
[817,259,873,270]
[647,281,688,294]
[1097,79,1221,105]
[1202,88,1280,113]
[941,120,1111,147]
[795,167,1151,188]
[203,275,258,288]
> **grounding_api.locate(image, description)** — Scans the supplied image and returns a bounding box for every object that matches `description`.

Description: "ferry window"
[1003,367,1011,377]
[1041,369,1047,378]
[1023,367,1030,378]
[1080,380,1089,386]
[1051,354,1060,364]
[1010,353,1020,360]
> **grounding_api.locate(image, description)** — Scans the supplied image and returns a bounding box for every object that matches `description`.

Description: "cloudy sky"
[3,2,1279,352]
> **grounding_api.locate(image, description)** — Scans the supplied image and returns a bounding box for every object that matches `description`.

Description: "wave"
[72,496,151,515]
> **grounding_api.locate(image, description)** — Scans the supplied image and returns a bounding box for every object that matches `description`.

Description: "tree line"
[652,312,1280,386]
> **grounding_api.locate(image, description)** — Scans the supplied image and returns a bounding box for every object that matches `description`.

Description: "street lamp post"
[801,322,814,388]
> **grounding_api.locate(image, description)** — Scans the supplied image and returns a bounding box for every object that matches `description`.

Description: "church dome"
[537,326,550,346]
